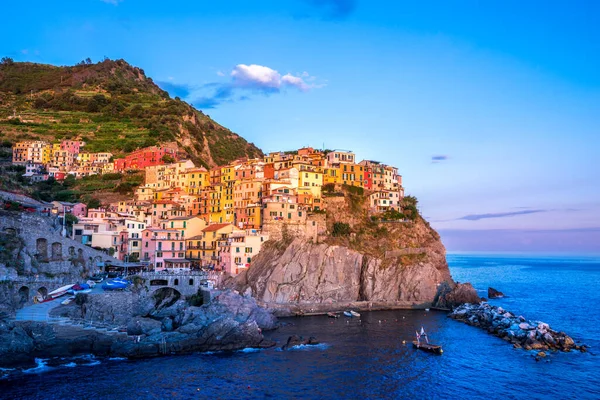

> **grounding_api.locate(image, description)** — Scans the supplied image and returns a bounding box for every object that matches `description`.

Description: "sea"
[1,254,599,400]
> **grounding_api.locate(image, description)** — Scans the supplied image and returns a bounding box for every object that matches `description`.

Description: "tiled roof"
[202,223,232,232]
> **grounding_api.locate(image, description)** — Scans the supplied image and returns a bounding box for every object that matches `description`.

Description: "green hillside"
[0,57,262,167]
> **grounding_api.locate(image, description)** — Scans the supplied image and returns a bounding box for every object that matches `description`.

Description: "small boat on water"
[327,312,340,318]
[343,310,360,318]
[412,327,443,355]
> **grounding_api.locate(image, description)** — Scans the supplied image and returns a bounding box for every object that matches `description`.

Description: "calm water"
[2,254,599,399]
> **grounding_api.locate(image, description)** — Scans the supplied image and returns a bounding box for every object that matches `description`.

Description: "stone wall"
[140,271,223,296]
[262,214,326,242]
[0,210,119,310]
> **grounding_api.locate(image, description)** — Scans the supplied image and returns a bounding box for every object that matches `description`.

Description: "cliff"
[230,188,455,314]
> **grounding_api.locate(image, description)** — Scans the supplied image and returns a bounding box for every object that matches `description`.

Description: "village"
[11,140,405,276]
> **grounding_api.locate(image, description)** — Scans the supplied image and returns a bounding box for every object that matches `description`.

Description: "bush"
[343,184,364,196]
[332,222,351,237]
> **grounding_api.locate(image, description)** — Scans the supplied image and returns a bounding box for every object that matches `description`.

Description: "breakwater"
[450,302,586,353]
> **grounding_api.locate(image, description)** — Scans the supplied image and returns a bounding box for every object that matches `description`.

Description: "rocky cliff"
[0,289,277,369]
[230,190,455,314]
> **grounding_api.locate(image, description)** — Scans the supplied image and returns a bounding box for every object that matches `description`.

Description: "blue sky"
[1,0,599,253]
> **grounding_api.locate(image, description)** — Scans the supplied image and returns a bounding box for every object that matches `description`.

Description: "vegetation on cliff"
[322,187,440,263]
[0,57,262,167]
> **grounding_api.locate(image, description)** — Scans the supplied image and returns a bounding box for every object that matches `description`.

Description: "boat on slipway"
[343,310,360,318]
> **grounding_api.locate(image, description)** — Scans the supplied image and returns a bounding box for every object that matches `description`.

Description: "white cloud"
[281,73,309,91]
[230,64,319,92]
[193,64,324,109]
[231,64,282,89]
[100,0,123,5]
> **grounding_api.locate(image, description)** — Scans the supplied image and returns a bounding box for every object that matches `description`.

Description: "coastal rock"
[449,303,584,353]
[127,318,162,336]
[281,335,319,350]
[229,208,453,313]
[434,282,481,309]
[488,287,505,299]
[2,289,277,369]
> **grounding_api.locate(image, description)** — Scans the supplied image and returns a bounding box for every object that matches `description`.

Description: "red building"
[113,146,177,171]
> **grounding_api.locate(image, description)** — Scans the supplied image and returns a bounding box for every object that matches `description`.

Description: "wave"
[23,358,52,374]
[237,347,263,353]
[276,343,330,352]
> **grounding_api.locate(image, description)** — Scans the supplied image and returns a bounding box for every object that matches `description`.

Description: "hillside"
[0,58,262,167]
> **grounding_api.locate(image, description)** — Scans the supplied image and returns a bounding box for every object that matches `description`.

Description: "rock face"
[232,237,451,312]
[0,289,277,369]
[433,282,481,309]
[231,207,453,314]
[450,303,586,353]
[488,287,505,299]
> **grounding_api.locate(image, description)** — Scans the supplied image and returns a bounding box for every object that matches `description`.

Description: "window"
[156,252,163,257]
[236,247,240,253]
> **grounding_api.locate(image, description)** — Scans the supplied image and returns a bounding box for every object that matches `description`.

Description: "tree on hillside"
[161,154,175,163]
[0,57,14,66]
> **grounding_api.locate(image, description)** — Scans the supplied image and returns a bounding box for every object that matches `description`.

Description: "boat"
[47,284,75,299]
[86,280,96,288]
[412,327,443,355]
[343,310,360,318]
[327,312,340,318]
[102,280,129,291]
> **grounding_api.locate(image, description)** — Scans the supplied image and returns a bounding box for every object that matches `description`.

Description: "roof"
[153,200,178,205]
[169,216,198,221]
[202,223,233,232]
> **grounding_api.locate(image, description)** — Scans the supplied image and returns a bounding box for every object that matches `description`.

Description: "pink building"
[71,203,88,218]
[217,230,269,275]
[141,228,187,271]
[60,140,85,154]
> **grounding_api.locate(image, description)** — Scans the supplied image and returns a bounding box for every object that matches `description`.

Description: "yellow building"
[209,185,225,223]
[322,166,341,185]
[42,145,52,165]
[183,168,210,195]
[77,152,91,164]
[340,163,364,188]
[298,169,323,198]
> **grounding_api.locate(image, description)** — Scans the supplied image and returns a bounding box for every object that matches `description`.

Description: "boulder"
[434,282,481,309]
[519,323,534,330]
[488,287,505,298]
[281,335,319,350]
[127,318,164,336]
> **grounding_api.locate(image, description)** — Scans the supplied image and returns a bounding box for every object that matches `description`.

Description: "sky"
[1,0,599,253]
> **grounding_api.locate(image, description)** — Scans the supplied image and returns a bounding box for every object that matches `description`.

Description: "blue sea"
[2,254,599,399]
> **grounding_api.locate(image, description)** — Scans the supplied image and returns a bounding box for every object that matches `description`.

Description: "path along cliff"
[229,188,469,315]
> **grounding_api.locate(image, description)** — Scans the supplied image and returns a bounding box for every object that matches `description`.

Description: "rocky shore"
[450,303,586,354]
[0,289,277,370]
